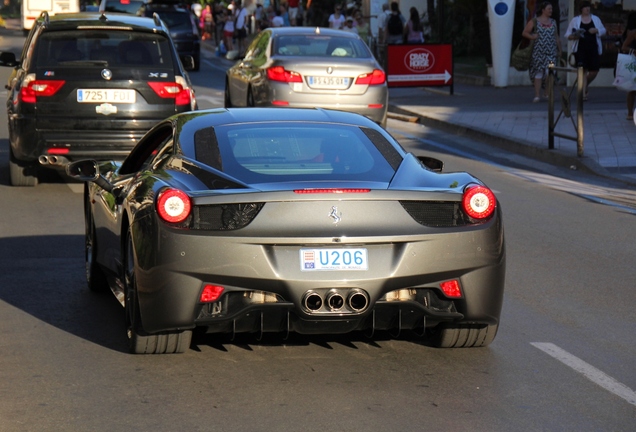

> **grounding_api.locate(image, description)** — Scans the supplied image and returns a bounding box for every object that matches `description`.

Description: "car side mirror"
[0,52,18,67]
[180,55,195,71]
[66,160,116,194]
[417,156,444,172]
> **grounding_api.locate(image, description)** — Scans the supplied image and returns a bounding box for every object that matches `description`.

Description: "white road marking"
[531,342,636,406]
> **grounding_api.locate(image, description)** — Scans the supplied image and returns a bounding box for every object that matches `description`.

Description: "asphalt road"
[0,31,635,431]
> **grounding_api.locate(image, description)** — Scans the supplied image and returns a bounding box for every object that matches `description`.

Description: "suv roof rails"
[39,11,50,27]
[152,12,162,26]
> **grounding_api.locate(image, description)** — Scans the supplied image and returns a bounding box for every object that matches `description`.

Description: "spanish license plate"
[77,89,136,103]
[300,248,368,271]
[307,76,350,89]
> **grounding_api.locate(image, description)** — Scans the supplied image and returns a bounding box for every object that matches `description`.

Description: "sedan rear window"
[35,30,174,68]
[195,124,396,183]
[273,35,372,58]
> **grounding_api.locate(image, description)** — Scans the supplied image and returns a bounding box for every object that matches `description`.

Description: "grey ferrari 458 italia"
[67,108,505,354]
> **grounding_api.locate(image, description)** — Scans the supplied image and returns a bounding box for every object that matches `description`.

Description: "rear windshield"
[273,35,372,58]
[35,30,174,68]
[194,124,397,183]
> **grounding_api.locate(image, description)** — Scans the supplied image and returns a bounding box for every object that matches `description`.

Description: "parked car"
[225,27,389,127]
[66,107,505,354]
[0,11,196,186]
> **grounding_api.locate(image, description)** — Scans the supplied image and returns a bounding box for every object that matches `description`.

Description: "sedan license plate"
[307,76,350,89]
[300,248,368,271]
[77,89,136,103]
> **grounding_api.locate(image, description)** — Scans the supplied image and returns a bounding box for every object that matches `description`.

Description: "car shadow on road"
[0,234,129,353]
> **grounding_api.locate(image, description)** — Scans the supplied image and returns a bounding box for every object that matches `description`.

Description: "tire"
[224,80,232,108]
[247,87,255,107]
[85,191,109,292]
[427,323,498,348]
[124,229,192,354]
[192,54,200,71]
[9,149,38,187]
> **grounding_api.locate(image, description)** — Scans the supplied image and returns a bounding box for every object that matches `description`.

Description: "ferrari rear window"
[35,30,174,68]
[196,124,397,183]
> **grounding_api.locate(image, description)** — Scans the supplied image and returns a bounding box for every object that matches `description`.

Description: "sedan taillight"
[147,80,192,106]
[267,66,302,83]
[462,185,496,220]
[354,69,386,86]
[156,188,192,224]
[20,74,65,104]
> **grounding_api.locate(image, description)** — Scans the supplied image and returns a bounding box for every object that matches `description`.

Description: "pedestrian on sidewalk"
[565,1,606,101]
[621,12,636,121]
[522,1,562,103]
[385,1,405,45]
[404,6,424,44]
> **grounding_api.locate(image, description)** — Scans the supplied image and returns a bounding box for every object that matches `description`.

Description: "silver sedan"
[225,27,388,127]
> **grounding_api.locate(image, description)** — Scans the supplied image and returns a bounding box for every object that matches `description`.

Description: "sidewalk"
[387,83,636,186]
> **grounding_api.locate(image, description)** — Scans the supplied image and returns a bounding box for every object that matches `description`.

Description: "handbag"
[511,19,536,72]
[613,51,636,92]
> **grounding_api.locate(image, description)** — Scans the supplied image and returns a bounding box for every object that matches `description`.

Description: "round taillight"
[156,188,191,224]
[462,185,496,220]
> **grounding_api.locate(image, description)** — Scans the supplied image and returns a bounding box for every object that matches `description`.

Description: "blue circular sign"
[494,2,508,15]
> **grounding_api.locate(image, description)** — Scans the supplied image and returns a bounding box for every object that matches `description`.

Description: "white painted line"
[531,342,636,406]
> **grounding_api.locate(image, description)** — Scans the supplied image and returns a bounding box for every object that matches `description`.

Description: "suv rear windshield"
[35,30,175,68]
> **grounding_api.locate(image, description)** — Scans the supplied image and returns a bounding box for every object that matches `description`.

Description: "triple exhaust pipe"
[303,289,369,313]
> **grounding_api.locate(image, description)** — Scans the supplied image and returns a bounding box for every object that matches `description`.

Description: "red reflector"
[294,189,371,194]
[47,148,69,155]
[355,69,386,85]
[440,280,462,298]
[200,284,224,303]
[272,100,290,106]
[156,188,191,224]
[368,104,384,109]
[267,66,302,83]
[462,185,496,220]
[20,80,65,103]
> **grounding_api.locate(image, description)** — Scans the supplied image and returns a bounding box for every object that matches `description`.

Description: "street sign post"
[386,44,453,94]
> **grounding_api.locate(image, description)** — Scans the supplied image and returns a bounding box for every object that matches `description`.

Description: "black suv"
[0,12,197,186]
[100,0,200,70]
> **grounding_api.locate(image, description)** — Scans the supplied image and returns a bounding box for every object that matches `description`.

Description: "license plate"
[300,248,368,271]
[307,76,350,89]
[77,89,136,103]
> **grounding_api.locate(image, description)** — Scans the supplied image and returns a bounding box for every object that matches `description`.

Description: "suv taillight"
[147,79,192,106]
[20,74,65,104]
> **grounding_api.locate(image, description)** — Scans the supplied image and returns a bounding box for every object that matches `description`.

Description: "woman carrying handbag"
[564,1,606,101]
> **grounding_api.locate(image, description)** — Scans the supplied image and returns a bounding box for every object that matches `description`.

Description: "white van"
[21,0,80,32]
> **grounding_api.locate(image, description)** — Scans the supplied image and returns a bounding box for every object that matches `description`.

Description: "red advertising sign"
[386,44,453,88]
